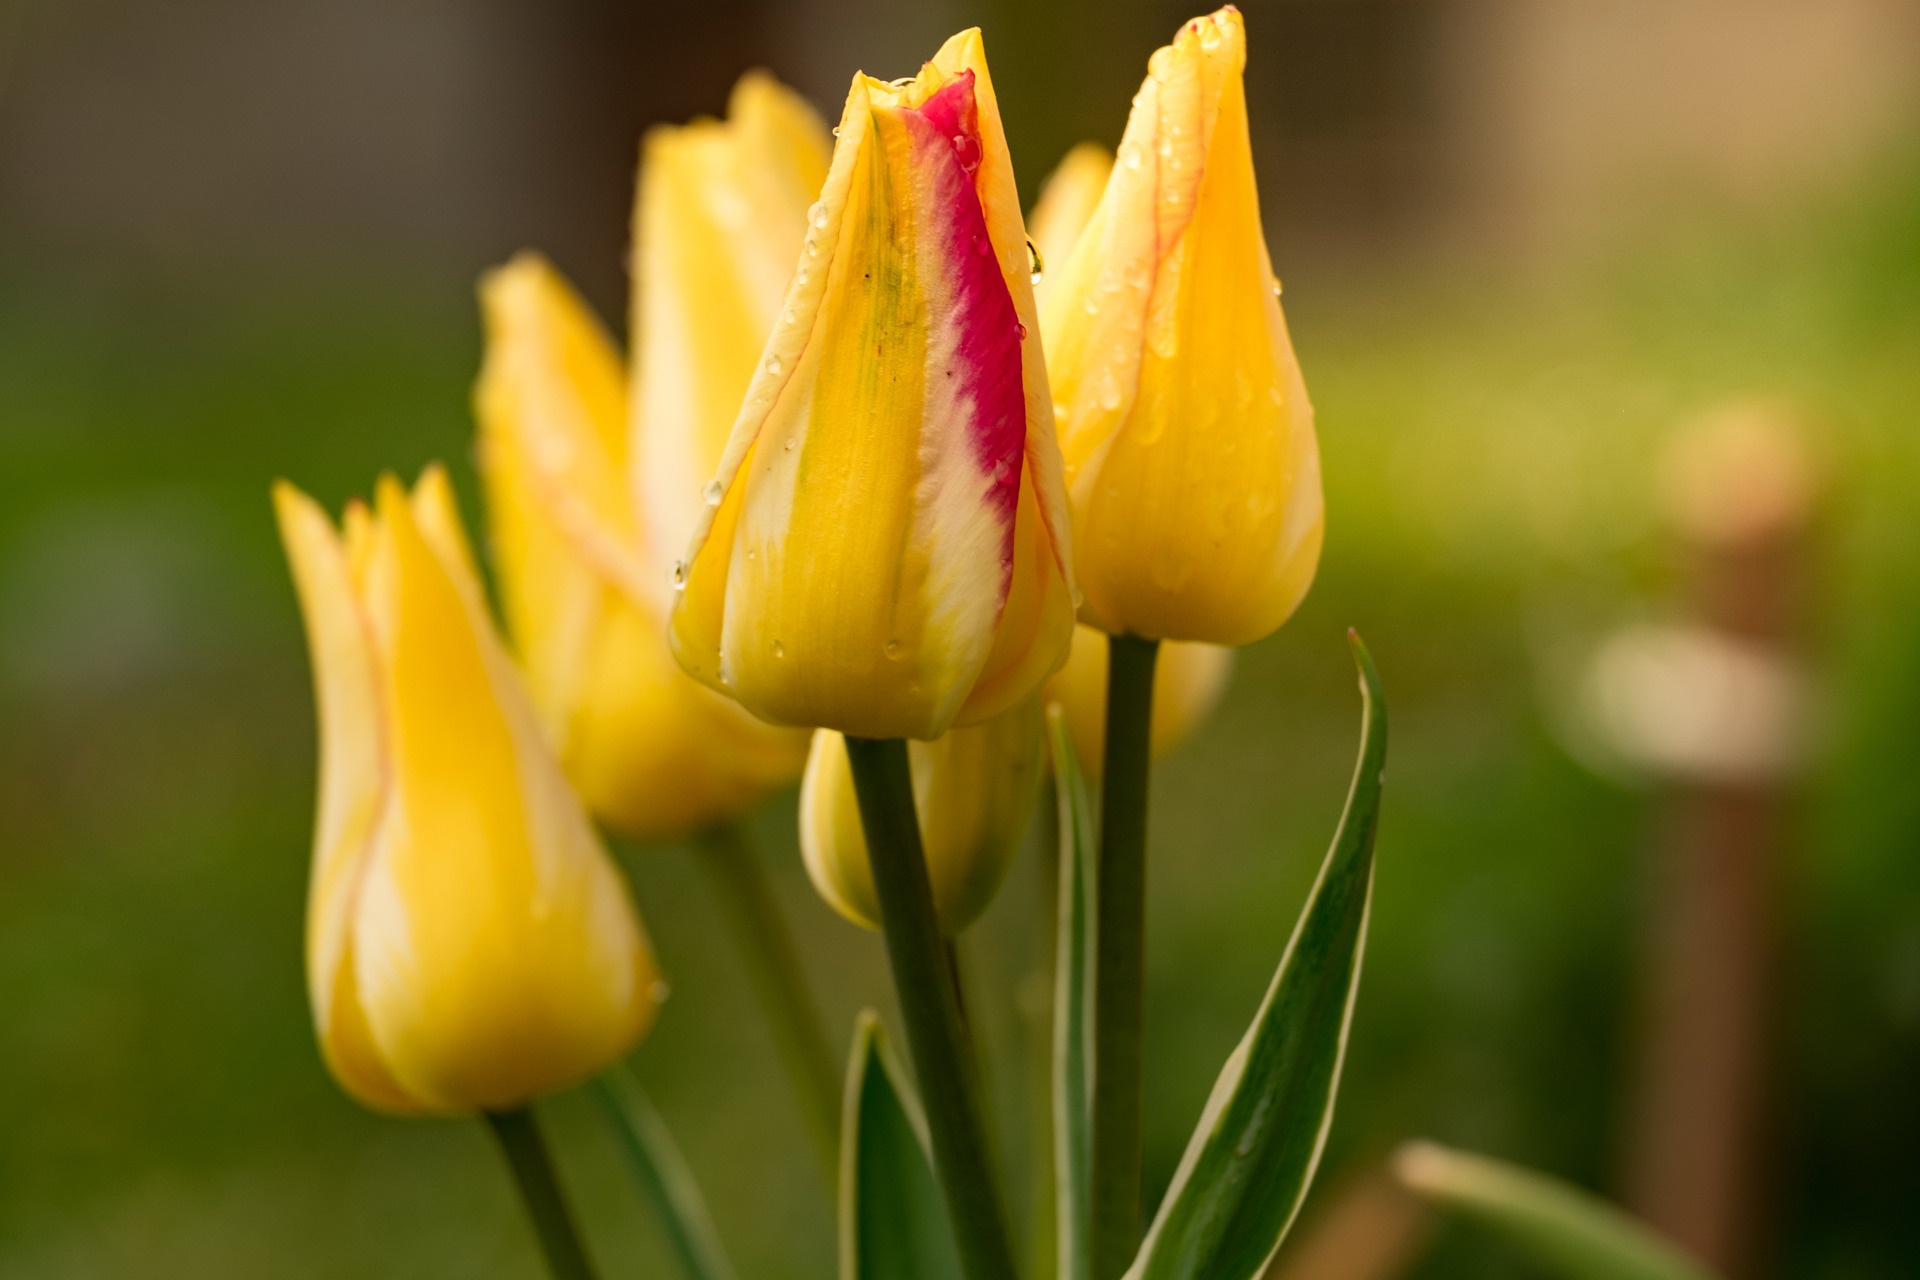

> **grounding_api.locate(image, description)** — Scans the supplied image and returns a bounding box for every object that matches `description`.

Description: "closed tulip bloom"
[478,255,809,840]
[274,468,660,1115]
[1041,7,1323,646]
[799,702,1045,934]
[670,29,1077,742]
[1027,142,1113,310]
[1047,624,1233,776]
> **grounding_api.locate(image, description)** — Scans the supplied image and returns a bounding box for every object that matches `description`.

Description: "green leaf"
[1047,705,1098,1280]
[595,1068,740,1280]
[840,1011,965,1280]
[1125,631,1388,1280]
[1393,1142,1717,1280]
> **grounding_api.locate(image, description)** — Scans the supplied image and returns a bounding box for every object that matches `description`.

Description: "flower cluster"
[275,10,1354,1280]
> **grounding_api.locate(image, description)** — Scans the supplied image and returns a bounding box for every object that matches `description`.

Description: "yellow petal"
[1028,142,1113,311]
[799,700,1045,934]
[478,256,808,838]
[345,471,659,1113]
[671,32,1074,741]
[631,72,831,574]
[273,481,420,1112]
[1042,8,1323,645]
[1045,624,1234,778]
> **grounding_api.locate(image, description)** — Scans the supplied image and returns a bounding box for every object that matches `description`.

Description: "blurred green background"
[4,0,1919,1276]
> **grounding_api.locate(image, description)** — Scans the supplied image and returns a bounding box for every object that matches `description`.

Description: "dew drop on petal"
[702,479,724,506]
[808,201,829,230]
[766,354,783,376]
[783,436,797,452]
[1027,238,1045,284]
[1120,141,1144,171]
[1015,320,1028,341]
[885,639,902,659]
[771,639,785,658]
[670,560,688,590]
[831,126,842,137]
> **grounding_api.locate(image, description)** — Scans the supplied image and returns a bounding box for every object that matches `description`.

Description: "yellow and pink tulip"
[669,30,1077,743]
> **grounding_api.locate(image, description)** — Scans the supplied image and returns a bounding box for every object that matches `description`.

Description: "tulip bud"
[274,468,660,1115]
[1041,7,1323,646]
[1028,142,1113,310]
[1045,624,1233,777]
[477,254,809,841]
[799,702,1045,935]
[670,29,1077,742]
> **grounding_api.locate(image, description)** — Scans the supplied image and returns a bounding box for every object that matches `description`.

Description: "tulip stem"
[844,736,1021,1280]
[694,822,841,1183]
[486,1106,600,1280]
[1091,633,1159,1280]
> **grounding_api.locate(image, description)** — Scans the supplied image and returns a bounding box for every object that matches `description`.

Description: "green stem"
[486,1107,599,1280]
[694,822,841,1183]
[1090,634,1159,1280]
[843,736,1020,1280]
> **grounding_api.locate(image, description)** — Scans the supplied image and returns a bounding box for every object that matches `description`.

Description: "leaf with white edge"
[840,1011,964,1280]
[1047,704,1098,1280]
[1393,1142,1717,1280]
[1125,631,1387,1280]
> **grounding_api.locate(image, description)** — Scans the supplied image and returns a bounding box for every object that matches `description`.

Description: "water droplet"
[972,233,992,258]
[771,639,785,658]
[951,132,981,173]
[670,560,688,590]
[782,307,796,326]
[1026,238,1045,284]
[1015,321,1028,341]
[745,547,756,560]
[766,354,783,376]
[1099,372,1123,412]
[831,125,842,137]
[884,639,902,659]
[1119,141,1144,171]
[796,267,810,286]
[1083,296,1100,315]
[1271,278,1283,300]
[783,436,797,452]
[805,239,818,258]
[808,201,829,230]
[889,75,916,90]
[702,479,723,506]
[1199,19,1225,50]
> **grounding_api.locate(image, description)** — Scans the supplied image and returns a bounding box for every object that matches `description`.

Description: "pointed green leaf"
[595,1069,740,1280]
[1393,1142,1716,1280]
[1126,632,1388,1280]
[1047,705,1098,1280]
[840,1011,965,1280]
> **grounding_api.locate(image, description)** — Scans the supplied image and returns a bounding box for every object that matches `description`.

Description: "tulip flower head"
[1047,623,1234,777]
[1041,7,1323,647]
[275,470,661,1115]
[478,254,810,840]
[670,30,1077,742]
[799,702,1045,935]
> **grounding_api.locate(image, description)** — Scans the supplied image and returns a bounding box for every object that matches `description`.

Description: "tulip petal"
[352,472,657,1113]
[632,72,830,574]
[273,482,421,1112]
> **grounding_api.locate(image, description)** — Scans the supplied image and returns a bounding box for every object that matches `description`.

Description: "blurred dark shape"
[1620,403,1821,1278]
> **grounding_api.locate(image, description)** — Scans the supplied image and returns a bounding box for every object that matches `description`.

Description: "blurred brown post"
[1262,1164,1430,1280]
[1622,405,1817,1278]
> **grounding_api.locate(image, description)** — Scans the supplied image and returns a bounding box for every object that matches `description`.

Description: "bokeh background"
[4,0,1919,1276]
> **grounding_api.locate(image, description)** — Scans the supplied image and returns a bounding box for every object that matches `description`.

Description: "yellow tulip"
[274,468,660,1115]
[477,80,820,840]
[799,702,1045,934]
[1027,142,1113,310]
[1041,7,1323,646]
[670,29,1077,743]
[1046,624,1234,776]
